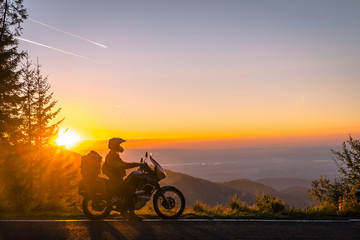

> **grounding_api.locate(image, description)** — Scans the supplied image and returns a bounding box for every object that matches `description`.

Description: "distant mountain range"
[72,148,315,208]
[161,170,311,208]
[73,142,338,182]
[256,178,312,191]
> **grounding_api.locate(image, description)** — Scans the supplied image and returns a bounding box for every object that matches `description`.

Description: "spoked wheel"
[82,197,112,220]
[153,187,185,219]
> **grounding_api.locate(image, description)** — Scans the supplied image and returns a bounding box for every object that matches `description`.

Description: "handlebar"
[139,162,151,172]
[139,152,154,173]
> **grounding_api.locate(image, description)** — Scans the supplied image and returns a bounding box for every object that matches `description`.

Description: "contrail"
[15,37,93,61]
[29,18,108,49]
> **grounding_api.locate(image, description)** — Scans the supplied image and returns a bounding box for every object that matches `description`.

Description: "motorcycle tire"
[82,197,112,220]
[153,186,185,219]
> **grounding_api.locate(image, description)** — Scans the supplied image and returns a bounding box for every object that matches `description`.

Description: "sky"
[18,0,360,148]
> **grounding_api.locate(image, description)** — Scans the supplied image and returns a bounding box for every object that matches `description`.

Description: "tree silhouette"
[20,55,36,146]
[0,0,27,147]
[0,2,79,214]
[310,135,360,210]
[332,136,360,188]
[32,59,63,148]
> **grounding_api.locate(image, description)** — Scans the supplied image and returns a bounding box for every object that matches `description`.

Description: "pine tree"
[18,57,63,148]
[32,59,63,148]
[20,55,36,146]
[2,58,66,212]
[0,0,27,147]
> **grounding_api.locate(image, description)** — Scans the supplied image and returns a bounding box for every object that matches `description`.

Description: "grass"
[1,196,359,220]
[134,196,360,220]
[1,208,359,220]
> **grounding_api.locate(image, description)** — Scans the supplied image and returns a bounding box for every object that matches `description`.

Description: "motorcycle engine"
[133,183,155,210]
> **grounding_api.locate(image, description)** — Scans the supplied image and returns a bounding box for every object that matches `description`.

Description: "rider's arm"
[107,153,140,169]
[121,162,141,169]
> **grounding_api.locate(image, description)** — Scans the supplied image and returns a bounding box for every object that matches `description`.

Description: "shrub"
[270,198,286,213]
[210,205,224,215]
[228,195,248,212]
[192,201,208,213]
[309,176,343,206]
[309,202,338,214]
[338,188,360,214]
[256,193,286,213]
[310,136,360,210]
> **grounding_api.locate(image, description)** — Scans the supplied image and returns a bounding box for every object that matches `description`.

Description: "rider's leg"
[123,186,142,221]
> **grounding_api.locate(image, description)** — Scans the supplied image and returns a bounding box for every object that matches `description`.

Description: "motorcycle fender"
[78,180,88,197]
[155,185,179,198]
[158,185,177,192]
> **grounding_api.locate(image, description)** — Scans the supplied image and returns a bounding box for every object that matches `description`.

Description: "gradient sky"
[18,0,360,146]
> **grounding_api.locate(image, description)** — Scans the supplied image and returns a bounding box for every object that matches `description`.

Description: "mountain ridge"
[161,169,310,208]
[70,150,311,208]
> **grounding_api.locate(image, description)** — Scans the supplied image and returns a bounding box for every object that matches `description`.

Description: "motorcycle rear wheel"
[82,197,112,220]
[153,187,185,219]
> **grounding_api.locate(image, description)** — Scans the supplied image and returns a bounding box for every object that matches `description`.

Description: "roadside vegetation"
[174,135,360,220]
[2,191,358,220]
[4,133,360,220]
[136,191,358,220]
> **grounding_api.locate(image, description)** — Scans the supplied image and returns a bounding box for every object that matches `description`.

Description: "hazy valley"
[76,140,339,182]
[71,142,339,208]
[161,170,311,208]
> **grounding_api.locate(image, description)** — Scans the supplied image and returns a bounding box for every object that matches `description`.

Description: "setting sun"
[55,128,82,149]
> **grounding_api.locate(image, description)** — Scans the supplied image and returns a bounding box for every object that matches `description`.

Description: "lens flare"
[55,129,82,149]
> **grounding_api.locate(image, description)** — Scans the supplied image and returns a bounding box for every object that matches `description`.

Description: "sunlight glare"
[55,128,82,149]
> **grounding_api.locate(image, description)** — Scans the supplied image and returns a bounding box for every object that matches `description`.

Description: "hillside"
[161,170,310,208]
[70,150,310,208]
[222,179,281,203]
[222,179,309,208]
[160,170,238,206]
[256,178,312,191]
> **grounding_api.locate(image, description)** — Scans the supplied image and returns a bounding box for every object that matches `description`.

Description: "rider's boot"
[119,210,128,219]
[128,210,142,221]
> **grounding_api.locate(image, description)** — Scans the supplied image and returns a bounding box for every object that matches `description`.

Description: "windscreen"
[149,155,166,179]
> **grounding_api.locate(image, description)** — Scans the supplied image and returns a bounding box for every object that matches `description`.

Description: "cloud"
[313,160,329,163]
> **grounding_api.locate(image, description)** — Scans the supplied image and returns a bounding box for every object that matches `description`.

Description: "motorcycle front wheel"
[82,197,112,220]
[153,187,185,219]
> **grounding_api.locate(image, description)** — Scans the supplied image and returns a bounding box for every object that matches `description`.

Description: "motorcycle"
[78,152,186,220]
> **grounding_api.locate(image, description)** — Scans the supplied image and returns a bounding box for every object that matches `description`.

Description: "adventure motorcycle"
[78,152,186,220]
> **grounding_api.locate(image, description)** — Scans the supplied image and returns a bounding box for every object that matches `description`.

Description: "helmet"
[108,138,126,152]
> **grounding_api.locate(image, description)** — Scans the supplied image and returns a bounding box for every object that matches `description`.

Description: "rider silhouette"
[102,138,143,220]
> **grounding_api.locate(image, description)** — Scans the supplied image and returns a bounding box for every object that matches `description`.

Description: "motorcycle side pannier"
[80,151,102,178]
[78,177,108,197]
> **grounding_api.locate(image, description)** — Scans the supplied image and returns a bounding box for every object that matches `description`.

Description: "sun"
[55,128,83,149]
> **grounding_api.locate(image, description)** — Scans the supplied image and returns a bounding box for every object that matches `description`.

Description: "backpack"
[80,151,102,178]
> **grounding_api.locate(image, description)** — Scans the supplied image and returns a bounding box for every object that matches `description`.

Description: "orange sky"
[19,1,360,148]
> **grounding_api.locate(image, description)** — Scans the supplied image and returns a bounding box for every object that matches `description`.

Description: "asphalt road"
[0,219,359,240]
